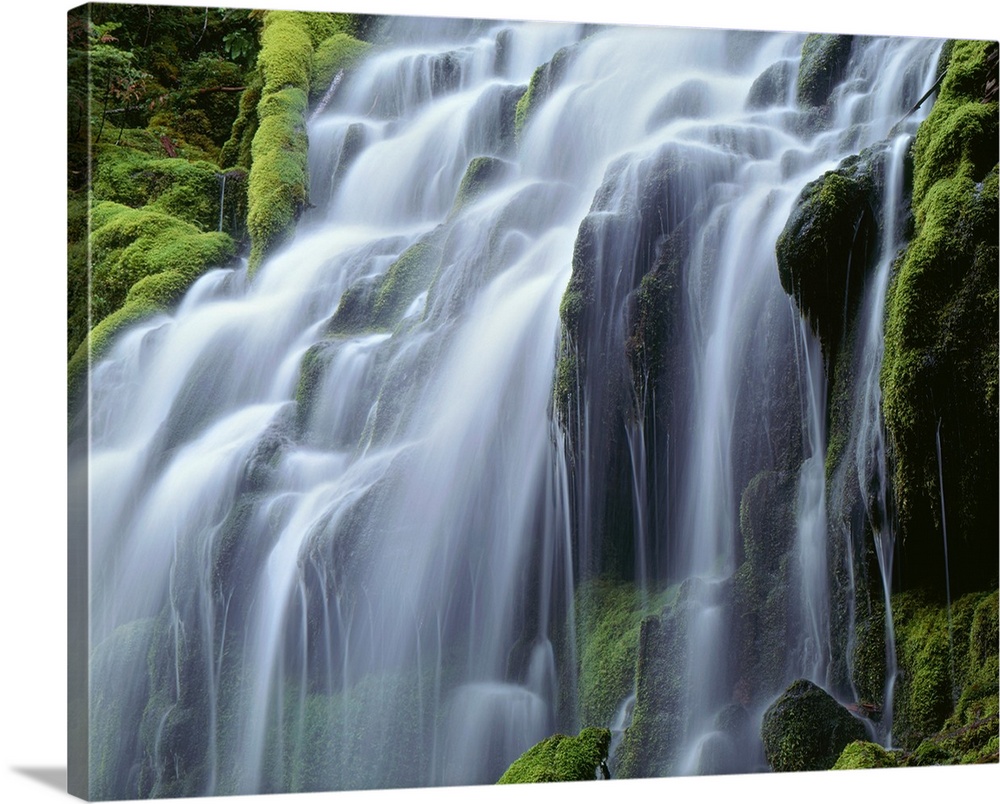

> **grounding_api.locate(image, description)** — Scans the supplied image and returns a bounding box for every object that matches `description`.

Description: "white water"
[75,17,943,796]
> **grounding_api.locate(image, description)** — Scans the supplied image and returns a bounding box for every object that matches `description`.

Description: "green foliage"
[496,727,611,784]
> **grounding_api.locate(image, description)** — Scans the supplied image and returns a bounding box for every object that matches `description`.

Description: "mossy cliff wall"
[881,40,998,593]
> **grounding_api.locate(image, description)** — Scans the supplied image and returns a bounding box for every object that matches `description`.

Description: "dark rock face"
[761,679,868,772]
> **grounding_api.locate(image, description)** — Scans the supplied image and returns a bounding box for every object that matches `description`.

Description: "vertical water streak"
[936,420,958,703]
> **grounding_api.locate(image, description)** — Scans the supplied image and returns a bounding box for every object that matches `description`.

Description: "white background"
[3,1,996,803]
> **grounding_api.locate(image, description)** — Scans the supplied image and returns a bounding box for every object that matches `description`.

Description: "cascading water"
[73,14,946,797]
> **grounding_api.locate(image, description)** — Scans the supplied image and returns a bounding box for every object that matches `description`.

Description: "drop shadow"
[11,766,67,793]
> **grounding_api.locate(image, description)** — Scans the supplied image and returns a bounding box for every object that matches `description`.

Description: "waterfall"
[72,14,946,796]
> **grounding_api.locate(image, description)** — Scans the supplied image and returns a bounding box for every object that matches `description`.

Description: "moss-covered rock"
[892,589,998,753]
[89,619,156,800]
[496,727,611,784]
[310,33,371,106]
[797,34,855,108]
[371,239,443,329]
[514,44,577,138]
[761,679,868,772]
[732,470,798,702]
[68,201,236,396]
[776,156,879,357]
[832,740,901,769]
[747,59,795,110]
[574,579,675,728]
[451,156,512,215]
[245,11,373,271]
[881,39,998,594]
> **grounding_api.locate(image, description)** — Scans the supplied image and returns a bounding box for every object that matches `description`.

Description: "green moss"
[68,201,235,397]
[912,41,998,204]
[371,240,443,328]
[797,34,855,108]
[310,34,371,105]
[220,68,264,170]
[92,145,228,231]
[892,590,998,752]
[496,727,611,784]
[246,12,314,272]
[776,165,875,354]
[881,40,998,592]
[832,740,900,769]
[514,45,575,139]
[574,579,675,728]
[451,156,511,215]
[89,202,234,321]
[761,679,868,772]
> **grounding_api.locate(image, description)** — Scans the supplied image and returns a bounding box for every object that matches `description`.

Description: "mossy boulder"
[615,579,729,777]
[832,740,900,769]
[496,727,611,784]
[371,239,444,328]
[776,156,879,357]
[761,679,867,772]
[881,39,998,594]
[89,619,156,800]
[796,34,855,108]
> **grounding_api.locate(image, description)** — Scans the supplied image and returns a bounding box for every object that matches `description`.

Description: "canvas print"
[67,2,999,800]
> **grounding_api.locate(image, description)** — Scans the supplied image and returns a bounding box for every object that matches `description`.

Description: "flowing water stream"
[74,16,943,796]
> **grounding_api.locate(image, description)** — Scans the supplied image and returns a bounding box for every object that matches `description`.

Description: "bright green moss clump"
[514,45,575,138]
[832,740,900,769]
[68,201,235,393]
[246,13,314,271]
[496,727,611,784]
